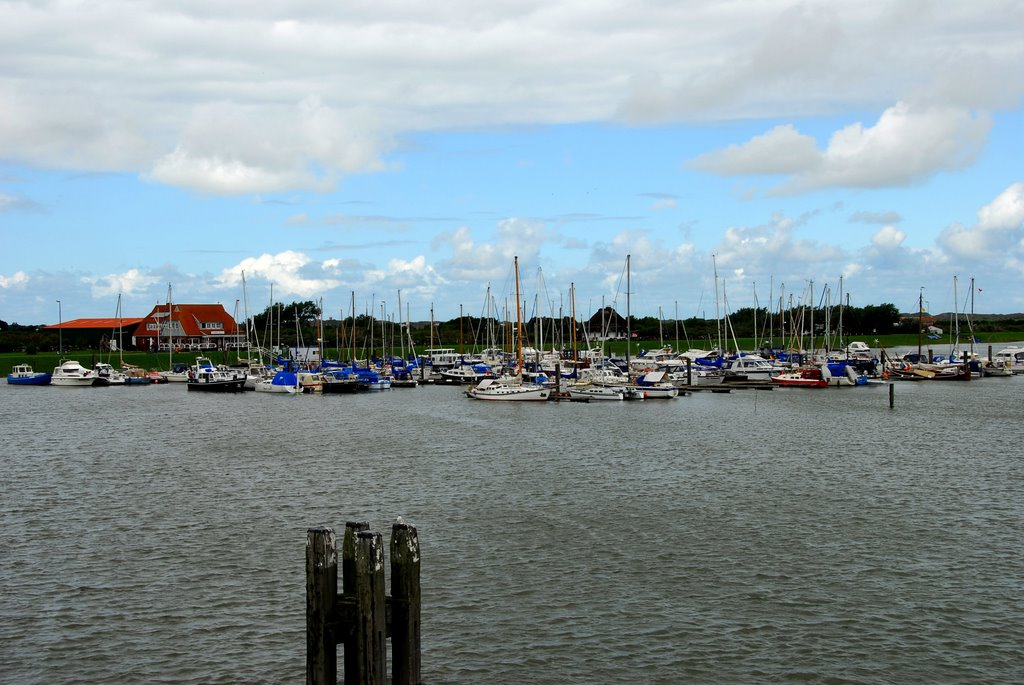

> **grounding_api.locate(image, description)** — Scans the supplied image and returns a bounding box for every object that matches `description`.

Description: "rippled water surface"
[2,375,1023,683]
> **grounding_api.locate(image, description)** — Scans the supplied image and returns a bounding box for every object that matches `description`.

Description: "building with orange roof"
[133,303,243,352]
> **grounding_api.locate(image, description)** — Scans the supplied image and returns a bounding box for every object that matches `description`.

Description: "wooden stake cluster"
[306,520,421,685]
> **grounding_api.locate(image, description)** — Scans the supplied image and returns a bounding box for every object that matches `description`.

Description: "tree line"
[6,301,1024,354]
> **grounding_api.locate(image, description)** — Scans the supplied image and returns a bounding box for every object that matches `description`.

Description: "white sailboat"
[467,256,550,402]
[621,254,678,399]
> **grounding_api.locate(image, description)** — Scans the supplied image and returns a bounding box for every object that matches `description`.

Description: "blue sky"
[2,1,1023,326]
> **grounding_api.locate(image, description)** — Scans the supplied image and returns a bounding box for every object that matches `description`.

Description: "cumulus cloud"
[939,183,1024,260]
[688,125,821,176]
[871,226,907,249]
[215,250,342,297]
[0,271,30,289]
[81,268,159,298]
[689,103,992,194]
[147,97,390,194]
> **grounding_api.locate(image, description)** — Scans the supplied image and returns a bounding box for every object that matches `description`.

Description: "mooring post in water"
[307,520,421,685]
[352,531,387,684]
[686,357,692,386]
[342,521,370,684]
[889,382,894,408]
[390,521,422,685]
[306,526,338,685]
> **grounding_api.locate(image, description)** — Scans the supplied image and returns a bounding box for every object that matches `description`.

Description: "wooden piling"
[390,522,422,685]
[352,531,387,685]
[307,520,421,685]
[889,382,894,408]
[342,521,370,684]
[306,526,338,685]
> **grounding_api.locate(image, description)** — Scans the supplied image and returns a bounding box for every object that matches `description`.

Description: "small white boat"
[296,371,324,394]
[981,362,1014,377]
[631,371,680,398]
[254,370,299,394]
[439,365,491,384]
[722,354,779,381]
[466,377,550,401]
[51,360,96,387]
[92,362,127,386]
[566,383,624,401]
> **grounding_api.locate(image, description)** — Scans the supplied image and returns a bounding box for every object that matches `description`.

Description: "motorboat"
[466,377,550,401]
[566,383,624,401]
[722,354,780,381]
[92,362,127,386]
[51,360,96,387]
[6,364,51,386]
[771,366,831,388]
[186,359,246,392]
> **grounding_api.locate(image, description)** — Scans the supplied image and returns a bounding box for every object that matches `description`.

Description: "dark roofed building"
[584,306,627,340]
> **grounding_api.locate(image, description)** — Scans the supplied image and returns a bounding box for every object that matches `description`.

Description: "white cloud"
[3,3,1022,193]
[0,271,29,289]
[939,183,1024,260]
[690,103,992,193]
[977,182,1024,231]
[80,268,159,298]
[146,97,389,194]
[216,250,342,297]
[871,226,906,249]
[688,125,821,176]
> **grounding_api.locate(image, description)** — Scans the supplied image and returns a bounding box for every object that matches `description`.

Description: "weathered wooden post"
[342,521,370,684]
[889,382,894,408]
[351,531,387,684]
[308,520,422,685]
[390,521,422,685]
[686,357,692,386]
[306,526,338,685]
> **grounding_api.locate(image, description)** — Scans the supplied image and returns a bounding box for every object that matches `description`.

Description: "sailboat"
[467,256,550,401]
[621,255,678,399]
[93,294,127,386]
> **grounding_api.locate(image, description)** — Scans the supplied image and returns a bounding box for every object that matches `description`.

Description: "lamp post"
[56,300,62,356]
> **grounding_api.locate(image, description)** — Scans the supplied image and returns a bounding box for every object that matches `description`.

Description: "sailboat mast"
[712,254,721,352]
[167,283,173,369]
[350,291,357,367]
[515,256,524,374]
[625,254,631,371]
[570,283,577,365]
[116,293,123,366]
[917,287,924,361]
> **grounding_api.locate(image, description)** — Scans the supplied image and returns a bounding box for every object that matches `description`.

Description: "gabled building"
[44,317,145,351]
[133,303,243,352]
[584,306,628,340]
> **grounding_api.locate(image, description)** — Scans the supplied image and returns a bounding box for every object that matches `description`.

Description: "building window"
[200,322,223,330]
[147,323,159,330]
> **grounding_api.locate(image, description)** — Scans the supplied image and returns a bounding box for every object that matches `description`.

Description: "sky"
[2,1,1024,327]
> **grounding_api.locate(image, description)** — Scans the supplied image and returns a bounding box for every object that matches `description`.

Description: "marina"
[2,366,1023,683]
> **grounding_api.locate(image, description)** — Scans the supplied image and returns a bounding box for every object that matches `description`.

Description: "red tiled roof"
[134,303,239,337]
[44,318,145,329]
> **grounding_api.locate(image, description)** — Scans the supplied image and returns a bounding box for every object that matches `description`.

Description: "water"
[2,376,1023,683]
